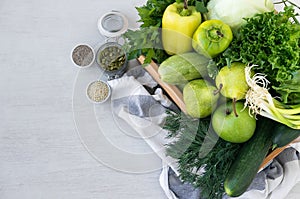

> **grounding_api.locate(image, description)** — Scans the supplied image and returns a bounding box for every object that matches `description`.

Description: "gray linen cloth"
[108,65,300,199]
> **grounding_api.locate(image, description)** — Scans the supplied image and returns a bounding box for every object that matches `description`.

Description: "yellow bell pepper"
[162,2,202,55]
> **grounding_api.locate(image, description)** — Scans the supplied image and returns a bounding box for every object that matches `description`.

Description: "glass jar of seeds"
[71,43,95,68]
[96,11,128,80]
[96,42,127,79]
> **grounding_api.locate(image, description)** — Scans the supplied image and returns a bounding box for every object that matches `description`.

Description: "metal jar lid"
[97,11,128,38]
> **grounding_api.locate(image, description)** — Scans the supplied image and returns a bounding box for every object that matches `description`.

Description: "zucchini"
[272,123,300,148]
[158,52,210,85]
[224,117,276,197]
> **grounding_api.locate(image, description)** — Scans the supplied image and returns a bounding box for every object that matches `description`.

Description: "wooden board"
[137,55,186,114]
[137,55,300,170]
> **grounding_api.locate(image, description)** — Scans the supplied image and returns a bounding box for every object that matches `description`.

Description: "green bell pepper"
[162,1,202,55]
[192,19,233,58]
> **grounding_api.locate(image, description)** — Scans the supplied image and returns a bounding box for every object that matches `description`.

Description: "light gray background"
[0,0,299,198]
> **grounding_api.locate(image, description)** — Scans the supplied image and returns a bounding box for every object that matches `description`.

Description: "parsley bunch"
[123,0,175,64]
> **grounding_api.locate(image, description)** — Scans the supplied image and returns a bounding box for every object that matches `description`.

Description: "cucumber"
[272,123,300,148]
[224,117,276,197]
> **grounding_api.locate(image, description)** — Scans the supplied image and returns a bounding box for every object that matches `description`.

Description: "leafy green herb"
[215,6,300,104]
[123,27,169,64]
[122,0,175,64]
[164,111,241,199]
[175,0,210,12]
[273,70,300,104]
[195,1,209,13]
[137,0,175,27]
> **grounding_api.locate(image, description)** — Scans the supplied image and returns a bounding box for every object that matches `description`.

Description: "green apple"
[212,101,256,143]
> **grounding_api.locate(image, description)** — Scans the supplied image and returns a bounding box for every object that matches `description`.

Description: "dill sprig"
[164,111,241,199]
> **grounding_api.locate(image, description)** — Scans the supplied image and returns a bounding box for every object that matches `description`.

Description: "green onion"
[244,66,300,129]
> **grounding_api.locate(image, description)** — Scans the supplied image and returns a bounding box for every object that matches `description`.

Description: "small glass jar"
[96,11,129,80]
[96,42,127,79]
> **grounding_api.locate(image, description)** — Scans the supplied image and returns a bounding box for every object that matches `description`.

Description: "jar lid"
[97,11,128,38]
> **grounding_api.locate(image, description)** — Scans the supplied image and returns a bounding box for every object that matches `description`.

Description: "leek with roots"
[244,66,300,129]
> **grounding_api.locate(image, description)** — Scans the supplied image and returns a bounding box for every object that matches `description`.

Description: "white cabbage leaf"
[207,0,275,30]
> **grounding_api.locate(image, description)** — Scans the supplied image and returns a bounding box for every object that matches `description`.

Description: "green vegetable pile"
[123,0,300,198]
[216,6,300,104]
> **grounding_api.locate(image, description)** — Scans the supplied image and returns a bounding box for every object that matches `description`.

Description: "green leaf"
[144,48,155,64]
[195,1,208,13]
[123,0,174,64]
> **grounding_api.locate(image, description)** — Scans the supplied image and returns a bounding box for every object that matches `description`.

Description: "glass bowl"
[86,80,111,104]
[71,43,95,68]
